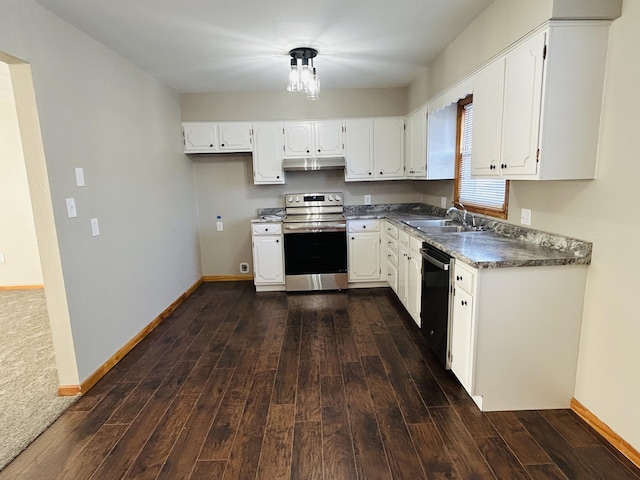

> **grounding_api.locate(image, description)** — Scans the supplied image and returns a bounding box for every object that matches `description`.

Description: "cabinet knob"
[380,171,383,175]
[306,149,310,153]
[501,163,507,169]
[276,239,279,243]
[429,330,434,335]
[221,143,225,147]
[351,236,355,240]
[317,149,321,153]
[363,225,366,229]
[461,300,467,306]
[209,144,213,147]
[276,175,280,179]
[368,172,372,175]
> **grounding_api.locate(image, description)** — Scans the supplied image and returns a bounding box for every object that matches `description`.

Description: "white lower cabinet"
[384,222,399,293]
[449,259,588,411]
[251,223,285,291]
[397,230,422,326]
[347,220,381,282]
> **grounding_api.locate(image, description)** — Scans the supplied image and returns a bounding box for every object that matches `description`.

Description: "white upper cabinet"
[426,104,457,180]
[470,21,610,180]
[183,122,218,153]
[217,122,253,151]
[471,58,505,176]
[404,107,427,178]
[374,117,405,179]
[283,120,345,157]
[183,122,252,153]
[344,119,374,180]
[252,122,284,184]
[344,117,405,181]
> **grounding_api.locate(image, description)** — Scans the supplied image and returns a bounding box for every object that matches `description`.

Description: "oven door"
[283,226,347,291]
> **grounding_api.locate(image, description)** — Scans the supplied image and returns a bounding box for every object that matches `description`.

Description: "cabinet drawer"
[409,235,422,253]
[385,222,399,239]
[386,238,399,254]
[454,261,476,295]
[348,219,380,233]
[399,229,410,246]
[252,223,282,235]
[385,250,398,268]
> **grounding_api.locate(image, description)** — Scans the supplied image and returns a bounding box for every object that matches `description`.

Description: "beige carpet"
[0,289,76,470]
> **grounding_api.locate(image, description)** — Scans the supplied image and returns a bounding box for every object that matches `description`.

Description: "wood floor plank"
[485,411,552,465]
[408,422,461,480]
[91,361,197,480]
[273,325,301,405]
[374,333,431,423]
[295,327,322,423]
[290,421,323,480]
[429,406,496,480]
[540,409,602,448]
[58,424,127,480]
[342,361,392,480]
[190,460,227,479]
[525,463,571,480]
[333,309,360,363]
[321,375,358,480]
[255,404,296,480]
[475,436,531,480]
[575,446,640,480]
[361,355,426,480]
[318,312,342,376]
[199,401,245,461]
[156,368,234,480]
[123,394,199,480]
[222,369,276,480]
[515,410,602,480]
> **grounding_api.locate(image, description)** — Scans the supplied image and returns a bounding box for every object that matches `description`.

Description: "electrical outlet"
[440,196,447,208]
[240,262,249,273]
[90,217,100,236]
[364,194,371,205]
[65,198,77,218]
[520,208,532,226]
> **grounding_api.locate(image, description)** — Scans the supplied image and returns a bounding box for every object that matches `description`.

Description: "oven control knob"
[328,195,334,201]
[295,196,301,202]
[287,196,294,203]
[335,195,341,202]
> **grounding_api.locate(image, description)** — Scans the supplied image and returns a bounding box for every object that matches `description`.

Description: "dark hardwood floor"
[3,281,639,480]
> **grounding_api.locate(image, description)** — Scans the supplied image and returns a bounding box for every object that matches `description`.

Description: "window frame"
[454,95,509,219]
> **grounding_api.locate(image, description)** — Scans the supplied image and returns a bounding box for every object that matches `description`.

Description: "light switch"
[216,221,224,232]
[75,167,85,187]
[66,198,77,218]
[91,218,100,236]
[364,194,372,205]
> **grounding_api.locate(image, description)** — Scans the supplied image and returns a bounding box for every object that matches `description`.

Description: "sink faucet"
[446,201,468,226]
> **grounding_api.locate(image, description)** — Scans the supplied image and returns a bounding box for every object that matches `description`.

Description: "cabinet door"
[345,119,374,180]
[426,104,456,180]
[218,123,253,151]
[283,122,313,157]
[386,260,398,293]
[183,123,218,152]
[405,108,427,177]
[501,31,545,176]
[450,287,474,391]
[407,249,422,326]
[348,232,381,282]
[397,244,409,307]
[374,117,405,179]
[252,122,284,184]
[471,58,505,176]
[252,235,284,284]
[315,120,345,156]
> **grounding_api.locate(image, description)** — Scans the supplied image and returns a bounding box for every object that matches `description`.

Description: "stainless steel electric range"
[282,192,347,292]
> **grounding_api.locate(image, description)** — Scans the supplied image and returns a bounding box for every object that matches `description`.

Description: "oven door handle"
[284,223,346,233]
[420,249,450,270]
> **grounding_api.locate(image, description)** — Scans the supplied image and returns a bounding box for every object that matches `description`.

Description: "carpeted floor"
[0,289,76,470]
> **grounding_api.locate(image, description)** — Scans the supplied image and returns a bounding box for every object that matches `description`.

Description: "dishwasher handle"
[420,248,451,271]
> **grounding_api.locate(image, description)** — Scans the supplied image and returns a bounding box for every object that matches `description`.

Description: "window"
[455,95,509,219]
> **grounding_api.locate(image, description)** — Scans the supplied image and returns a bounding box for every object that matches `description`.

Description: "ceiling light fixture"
[287,47,320,100]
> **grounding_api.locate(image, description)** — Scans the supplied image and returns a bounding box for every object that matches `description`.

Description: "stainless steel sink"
[413,225,471,233]
[403,219,455,228]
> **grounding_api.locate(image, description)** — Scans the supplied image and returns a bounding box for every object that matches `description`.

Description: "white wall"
[0,0,201,382]
[0,62,43,286]
[416,0,639,452]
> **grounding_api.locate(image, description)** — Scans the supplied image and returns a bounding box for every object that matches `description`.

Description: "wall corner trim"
[61,277,204,397]
[571,397,640,469]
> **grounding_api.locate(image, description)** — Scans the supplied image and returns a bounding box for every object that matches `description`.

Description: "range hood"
[282,157,346,171]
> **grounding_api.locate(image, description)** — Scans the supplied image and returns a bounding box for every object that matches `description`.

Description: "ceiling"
[35,0,494,94]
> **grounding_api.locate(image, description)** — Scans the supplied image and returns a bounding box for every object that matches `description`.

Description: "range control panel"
[285,192,343,207]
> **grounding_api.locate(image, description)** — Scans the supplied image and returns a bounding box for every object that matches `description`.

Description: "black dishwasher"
[420,244,453,368]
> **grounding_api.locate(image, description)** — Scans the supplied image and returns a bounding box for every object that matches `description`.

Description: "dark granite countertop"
[255,203,592,269]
